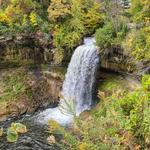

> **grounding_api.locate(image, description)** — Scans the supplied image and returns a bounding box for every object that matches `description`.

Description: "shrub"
[47,0,71,22]
[124,27,150,61]
[53,48,65,64]
[130,0,150,24]
[7,123,27,143]
[84,1,104,34]
[95,22,114,50]
[118,75,150,147]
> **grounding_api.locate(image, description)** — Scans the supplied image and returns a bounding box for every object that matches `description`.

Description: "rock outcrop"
[99,45,150,78]
[0,68,64,122]
[0,33,53,63]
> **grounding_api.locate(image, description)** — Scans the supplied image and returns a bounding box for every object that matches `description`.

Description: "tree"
[84,1,103,33]
[103,0,126,33]
[95,22,114,50]
[130,0,150,25]
[47,0,71,22]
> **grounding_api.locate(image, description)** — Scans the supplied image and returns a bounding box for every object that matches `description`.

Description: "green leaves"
[7,127,18,143]
[95,22,114,50]
[0,123,27,143]
[142,75,150,91]
[47,120,64,135]
[11,123,28,134]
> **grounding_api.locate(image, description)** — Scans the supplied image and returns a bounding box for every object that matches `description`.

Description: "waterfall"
[36,37,99,126]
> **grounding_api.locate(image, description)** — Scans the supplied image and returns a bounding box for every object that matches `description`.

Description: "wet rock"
[99,45,135,73]
[99,45,149,78]
[137,65,150,79]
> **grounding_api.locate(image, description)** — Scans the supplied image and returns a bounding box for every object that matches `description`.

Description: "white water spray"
[36,38,99,126]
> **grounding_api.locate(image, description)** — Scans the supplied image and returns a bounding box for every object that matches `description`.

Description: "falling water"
[36,37,99,126]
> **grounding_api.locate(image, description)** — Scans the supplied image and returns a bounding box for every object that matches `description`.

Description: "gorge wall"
[1,35,149,77]
[0,34,53,64]
[0,35,149,121]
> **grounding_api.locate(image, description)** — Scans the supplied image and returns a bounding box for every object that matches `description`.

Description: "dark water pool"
[0,114,60,150]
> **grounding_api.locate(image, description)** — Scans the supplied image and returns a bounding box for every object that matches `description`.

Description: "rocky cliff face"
[99,45,150,78]
[0,34,53,63]
[0,35,149,121]
[100,45,135,73]
[1,34,149,77]
[0,67,63,122]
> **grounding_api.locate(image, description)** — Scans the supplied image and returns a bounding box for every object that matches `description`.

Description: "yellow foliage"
[0,0,35,28]
[22,15,28,26]
[130,0,150,24]
[64,31,82,48]
[11,123,27,134]
[29,12,38,26]
[5,5,23,19]
[48,120,62,133]
[84,2,103,33]
[47,0,71,22]
[79,142,88,150]
[0,12,9,23]
[53,48,65,64]
[123,23,150,60]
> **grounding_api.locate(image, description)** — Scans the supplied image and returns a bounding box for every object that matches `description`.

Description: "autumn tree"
[47,0,71,22]
[130,0,150,25]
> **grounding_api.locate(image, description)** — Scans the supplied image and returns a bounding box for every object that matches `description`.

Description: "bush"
[47,0,71,22]
[95,22,114,50]
[124,27,150,61]
[130,0,150,24]
[118,75,150,147]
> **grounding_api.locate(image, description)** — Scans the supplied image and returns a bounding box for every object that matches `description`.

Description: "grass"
[0,68,29,118]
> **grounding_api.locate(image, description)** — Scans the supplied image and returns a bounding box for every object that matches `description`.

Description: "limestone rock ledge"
[99,45,150,78]
[0,33,53,64]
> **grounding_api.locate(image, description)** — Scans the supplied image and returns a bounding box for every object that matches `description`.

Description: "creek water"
[0,114,59,150]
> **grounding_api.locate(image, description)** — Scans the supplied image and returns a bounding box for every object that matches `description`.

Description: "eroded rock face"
[27,71,62,112]
[99,45,150,78]
[0,68,63,122]
[0,34,53,64]
[99,45,135,73]
[1,34,149,77]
